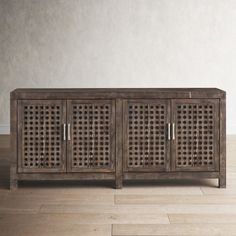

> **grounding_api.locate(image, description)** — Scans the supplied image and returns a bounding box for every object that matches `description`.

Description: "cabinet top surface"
[12,87,225,92]
[11,88,226,99]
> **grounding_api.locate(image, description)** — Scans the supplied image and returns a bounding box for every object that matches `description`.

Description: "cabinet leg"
[10,166,18,190]
[115,179,123,189]
[219,176,226,188]
[10,179,18,190]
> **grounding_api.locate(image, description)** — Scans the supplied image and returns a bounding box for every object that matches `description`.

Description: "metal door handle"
[168,123,171,140]
[63,124,66,141]
[172,123,175,140]
[67,123,71,141]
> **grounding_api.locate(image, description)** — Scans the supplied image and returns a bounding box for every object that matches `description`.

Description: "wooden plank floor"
[0,135,235,236]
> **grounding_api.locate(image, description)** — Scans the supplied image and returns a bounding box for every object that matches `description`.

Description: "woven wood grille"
[71,103,112,169]
[21,103,63,169]
[127,103,167,168]
[175,103,215,168]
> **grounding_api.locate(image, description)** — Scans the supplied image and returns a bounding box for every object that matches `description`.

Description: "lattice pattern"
[176,103,215,168]
[71,103,112,169]
[22,103,62,169]
[127,103,167,168]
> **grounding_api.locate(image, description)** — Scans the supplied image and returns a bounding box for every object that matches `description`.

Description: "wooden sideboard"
[10,88,226,189]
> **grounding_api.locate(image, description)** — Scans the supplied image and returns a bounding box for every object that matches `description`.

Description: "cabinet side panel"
[10,95,17,166]
[115,99,123,188]
[219,97,226,187]
[10,94,18,189]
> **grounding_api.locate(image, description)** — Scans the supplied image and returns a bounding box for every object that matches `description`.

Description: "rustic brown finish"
[10,93,18,190]
[171,99,219,172]
[115,99,123,189]
[17,100,67,173]
[67,100,115,172]
[123,99,171,172]
[10,88,226,189]
[219,97,226,187]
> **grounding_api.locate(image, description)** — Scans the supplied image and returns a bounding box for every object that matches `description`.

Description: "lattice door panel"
[67,100,115,172]
[18,100,66,173]
[124,100,170,171]
[172,99,219,171]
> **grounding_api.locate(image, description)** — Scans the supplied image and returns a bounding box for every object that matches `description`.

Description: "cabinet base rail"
[10,169,225,190]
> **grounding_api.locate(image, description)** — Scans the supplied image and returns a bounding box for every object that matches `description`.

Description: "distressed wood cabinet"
[10,88,226,189]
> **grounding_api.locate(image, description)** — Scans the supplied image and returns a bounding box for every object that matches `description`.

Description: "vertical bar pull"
[63,124,66,141]
[67,123,71,141]
[167,123,171,140]
[172,123,175,140]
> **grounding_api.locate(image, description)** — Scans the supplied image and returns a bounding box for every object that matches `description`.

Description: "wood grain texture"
[171,99,219,172]
[115,194,236,204]
[1,223,111,236]
[10,88,226,188]
[123,99,171,172]
[112,224,236,235]
[10,93,17,190]
[0,213,169,225]
[169,214,236,224]
[39,204,236,214]
[0,193,114,207]
[11,88,226,100]
[115,99,123,189]
[67,99,116,172]
[17,100,67,173]
[219,97,226,188]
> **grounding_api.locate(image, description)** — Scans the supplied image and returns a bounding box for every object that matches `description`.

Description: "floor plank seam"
[38,205,44,214]
[167,214,171,224]
[200,187,205,195]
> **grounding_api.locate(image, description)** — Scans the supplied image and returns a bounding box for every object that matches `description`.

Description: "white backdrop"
[0,0,235,134]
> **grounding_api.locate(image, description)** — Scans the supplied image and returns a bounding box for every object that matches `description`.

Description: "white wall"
[1,0,236,134]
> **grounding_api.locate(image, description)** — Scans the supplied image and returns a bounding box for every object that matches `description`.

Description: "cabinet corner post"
[10,165,18,190]
[115,99,123,189]
[10,94,18,190]
[219,97,226,188]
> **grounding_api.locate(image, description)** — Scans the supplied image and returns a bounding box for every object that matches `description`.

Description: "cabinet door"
[67,100,115,172]
[124,100,171,172]
[18,100,66,173]
[172,99,219,171]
